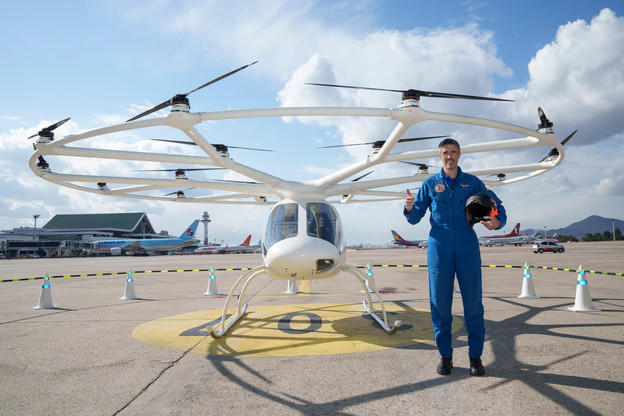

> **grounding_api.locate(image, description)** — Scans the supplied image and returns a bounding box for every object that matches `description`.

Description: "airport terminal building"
[0,213,168,258]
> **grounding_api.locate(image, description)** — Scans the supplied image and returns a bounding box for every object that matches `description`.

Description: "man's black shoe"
[437,357,453,375]
[469,358,485,376]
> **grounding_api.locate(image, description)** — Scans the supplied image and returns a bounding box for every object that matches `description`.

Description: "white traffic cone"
[518,263,539,299]
[204,268,220,296]
[34,275,57,309]
[568,265,600,311]
[284,279,299,294]
[121,271,139,300]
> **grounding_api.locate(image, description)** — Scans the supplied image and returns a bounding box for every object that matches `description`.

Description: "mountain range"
[521,215,624,238]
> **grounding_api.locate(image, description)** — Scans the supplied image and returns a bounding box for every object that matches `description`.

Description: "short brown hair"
[438,138,460,153]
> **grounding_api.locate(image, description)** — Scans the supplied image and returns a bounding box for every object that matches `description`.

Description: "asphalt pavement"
[1,242,623,415]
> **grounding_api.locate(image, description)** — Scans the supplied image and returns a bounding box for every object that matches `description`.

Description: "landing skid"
[209,264,402,339]
[209,266,266,339]
[341,264,402,334]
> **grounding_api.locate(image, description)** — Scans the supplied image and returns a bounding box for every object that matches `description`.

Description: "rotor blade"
[560,129,578,146]
[306,82,403,93]
[164,187,195,196]
[317,142,371,149]
[126,100,173,122]
[538,129,578,162]
[223,145,275,152]
[27,117,71,139]
[397,135,449,143]
[152,138,274,152]
[212,178,261,184]
[317,135,448,149]
[133,168,224,172]
[126,61,258,122]
[46,117,71,132]
[184,61,258,96]
[352,171,374,182]
[152,138,195,145]
[306,83,513,102]
[416,90,513,102]
[400,161,439,169]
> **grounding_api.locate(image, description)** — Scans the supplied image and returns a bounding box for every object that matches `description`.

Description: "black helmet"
[465,192,498,226]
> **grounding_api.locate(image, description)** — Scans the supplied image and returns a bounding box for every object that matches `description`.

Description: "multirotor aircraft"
[28,62,571,338]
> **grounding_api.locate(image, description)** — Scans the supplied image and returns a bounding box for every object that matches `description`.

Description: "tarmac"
[1,241,623,415]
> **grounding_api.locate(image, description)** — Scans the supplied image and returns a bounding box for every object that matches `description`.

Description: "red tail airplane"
[194,235,254,254]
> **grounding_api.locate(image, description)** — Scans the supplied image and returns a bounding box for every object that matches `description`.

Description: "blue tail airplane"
[90,220,200,255]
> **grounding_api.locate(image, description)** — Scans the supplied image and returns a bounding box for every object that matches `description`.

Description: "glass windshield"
[306,202,340,246]
[264,203,298,251]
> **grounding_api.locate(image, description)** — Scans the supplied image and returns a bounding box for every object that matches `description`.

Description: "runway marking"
[131,302,463,357]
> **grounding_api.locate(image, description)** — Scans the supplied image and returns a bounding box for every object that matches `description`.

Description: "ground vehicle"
[532,240,565,253]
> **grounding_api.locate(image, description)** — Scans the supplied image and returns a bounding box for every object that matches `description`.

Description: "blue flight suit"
[404,167,506,359]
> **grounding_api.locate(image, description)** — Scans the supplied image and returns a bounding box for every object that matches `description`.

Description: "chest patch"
[459,184,470,189]
[434,183,446,193]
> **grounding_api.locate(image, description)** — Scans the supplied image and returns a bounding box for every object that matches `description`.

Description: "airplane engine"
[110,247,124,256]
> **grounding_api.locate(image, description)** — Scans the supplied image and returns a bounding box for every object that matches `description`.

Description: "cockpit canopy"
[263,201,344,254]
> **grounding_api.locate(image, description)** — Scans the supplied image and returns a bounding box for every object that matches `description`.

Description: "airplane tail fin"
[180,220,200,240]
[510,223,520,236]
[391,230,409,245]
[240,235,252,246]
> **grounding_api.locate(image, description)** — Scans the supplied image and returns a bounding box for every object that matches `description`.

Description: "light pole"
[33,214,40,229]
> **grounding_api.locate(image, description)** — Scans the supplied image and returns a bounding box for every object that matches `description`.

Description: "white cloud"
[3,4,624,244]
[503,8,624,144]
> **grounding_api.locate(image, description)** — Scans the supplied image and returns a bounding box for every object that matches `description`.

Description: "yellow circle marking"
[132,303,464,357]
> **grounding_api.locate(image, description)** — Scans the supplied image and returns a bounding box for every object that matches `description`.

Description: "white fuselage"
[262,198,346,280]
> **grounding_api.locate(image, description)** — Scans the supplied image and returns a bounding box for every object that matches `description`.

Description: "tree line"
[553,227,623,242]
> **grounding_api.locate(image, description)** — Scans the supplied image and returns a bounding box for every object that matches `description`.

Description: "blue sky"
[1,1,624,244]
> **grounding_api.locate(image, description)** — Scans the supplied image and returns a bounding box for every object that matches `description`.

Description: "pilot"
[404,138,506,377]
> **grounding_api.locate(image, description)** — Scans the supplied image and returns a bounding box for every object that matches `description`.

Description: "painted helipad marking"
[131,303,464,357]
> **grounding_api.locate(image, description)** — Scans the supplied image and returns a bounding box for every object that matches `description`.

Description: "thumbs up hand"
[405,189,414,213]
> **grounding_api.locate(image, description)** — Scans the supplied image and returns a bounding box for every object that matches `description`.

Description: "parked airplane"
[194,235,253,254]
[479,223,542,246]
[90,220,199,255]
[391,230,426,248]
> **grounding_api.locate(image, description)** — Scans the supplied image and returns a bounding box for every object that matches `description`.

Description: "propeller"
[488,173,506,181]
[27,117,70,141]
[306,83,513,102]
[539,129,578,163]
[351,171,373,182]
[126,61,258,122]
[537,106,553,129]
[152,138,274,153]
[165,187,195,198]
[399,161,438,174]
[36,156,49,170]
[341,171,374,200]
[318,135,449,149]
